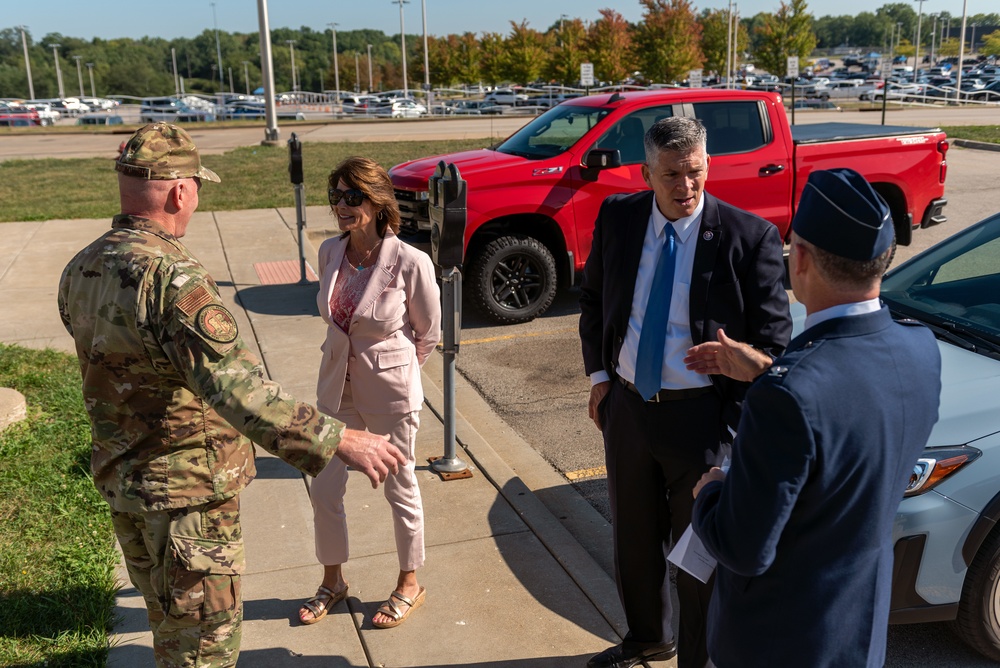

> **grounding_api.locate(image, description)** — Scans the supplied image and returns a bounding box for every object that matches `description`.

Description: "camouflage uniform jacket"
[58,214,343,513]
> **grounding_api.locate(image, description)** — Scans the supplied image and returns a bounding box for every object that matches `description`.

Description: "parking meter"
[428,161,467,268]
[288,132,304,185]
[287,133,309,283]
[427,161,470,478]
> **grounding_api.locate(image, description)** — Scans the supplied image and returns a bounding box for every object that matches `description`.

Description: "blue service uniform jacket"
[692,308,941,667]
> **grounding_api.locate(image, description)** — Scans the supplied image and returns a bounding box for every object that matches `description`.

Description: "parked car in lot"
[485,89,529,105]
[859,82,925,101]
[76,113,124,126]
[140,97,215,123]
[967,80,1000,102]
[830,210,1000,662]
[23,101,61,125]
[343,94,381,114]
[790,99,840,110]
[373,99,427,118]
[222,101,305,120]
[0,116,40,127]
[449,100,504,115]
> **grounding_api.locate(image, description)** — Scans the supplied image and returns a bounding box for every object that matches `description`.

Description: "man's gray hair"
[643,116,707,164]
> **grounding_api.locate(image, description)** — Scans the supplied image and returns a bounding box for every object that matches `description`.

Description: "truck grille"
[394,189,431,234]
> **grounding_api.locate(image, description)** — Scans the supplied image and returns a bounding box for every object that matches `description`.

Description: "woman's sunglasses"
[328,188,367,207]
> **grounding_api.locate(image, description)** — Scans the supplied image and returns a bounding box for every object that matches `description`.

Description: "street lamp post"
[970,22,978,56]
[86,62,95,98]
[930,14,938,64]
[954,0,967,104]
[354,52,360,93]
[367,44,374,93]
[393,0,410,98]
[50,44,65,99]
[211,2,224,94]
[286,40,297,92]
[18,26,34,100]
[421,0,431,107]
[328,22,340,102]
[72,55,84,97]
[171,48,180,95]
[256,0,280,143]
[913,0,926,84]
[242,60,250,96]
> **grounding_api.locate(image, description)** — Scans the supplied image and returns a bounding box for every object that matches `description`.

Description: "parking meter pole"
[294,183,309,284]
[432,266,468,474]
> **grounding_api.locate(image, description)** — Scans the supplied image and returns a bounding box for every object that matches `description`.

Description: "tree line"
[1,1,998,100]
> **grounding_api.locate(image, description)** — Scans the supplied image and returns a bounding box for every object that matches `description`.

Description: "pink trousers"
[312,381,425,571]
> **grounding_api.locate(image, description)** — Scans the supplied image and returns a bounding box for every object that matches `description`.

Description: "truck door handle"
[759,164,785,176]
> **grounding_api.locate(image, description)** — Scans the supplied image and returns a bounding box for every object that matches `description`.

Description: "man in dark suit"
[579,116,791,668]
[690,168,942,667]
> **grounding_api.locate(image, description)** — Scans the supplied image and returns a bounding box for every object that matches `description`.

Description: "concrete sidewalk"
[0,207,671,667]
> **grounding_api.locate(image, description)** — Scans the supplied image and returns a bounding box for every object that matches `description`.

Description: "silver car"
[793,212,1000,660]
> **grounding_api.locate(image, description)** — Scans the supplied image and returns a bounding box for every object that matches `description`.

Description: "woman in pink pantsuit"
[299,157,440,628]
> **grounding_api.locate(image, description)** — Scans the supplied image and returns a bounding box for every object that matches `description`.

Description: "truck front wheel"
[468,235,557,325]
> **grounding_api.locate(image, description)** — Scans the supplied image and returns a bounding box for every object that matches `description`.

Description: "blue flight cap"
[792,168,893,261]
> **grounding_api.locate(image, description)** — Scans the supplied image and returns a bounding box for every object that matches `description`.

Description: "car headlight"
[904,445,982,497]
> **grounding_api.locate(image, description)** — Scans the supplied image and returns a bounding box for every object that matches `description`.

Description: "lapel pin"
[703,231,714,241]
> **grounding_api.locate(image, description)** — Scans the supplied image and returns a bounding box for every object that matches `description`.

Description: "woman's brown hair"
[328,156,401,237]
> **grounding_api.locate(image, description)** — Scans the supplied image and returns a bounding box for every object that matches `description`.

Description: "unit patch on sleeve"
[196,304,239,343]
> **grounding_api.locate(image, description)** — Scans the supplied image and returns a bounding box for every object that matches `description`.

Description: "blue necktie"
[633,225,677,401]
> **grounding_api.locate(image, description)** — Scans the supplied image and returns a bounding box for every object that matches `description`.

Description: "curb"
[952,138,1000,152]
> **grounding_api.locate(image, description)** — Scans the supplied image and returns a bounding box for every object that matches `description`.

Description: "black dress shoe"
[586,641,677,668]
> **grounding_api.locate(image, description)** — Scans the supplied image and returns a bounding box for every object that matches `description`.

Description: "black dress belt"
[619,377,713,402]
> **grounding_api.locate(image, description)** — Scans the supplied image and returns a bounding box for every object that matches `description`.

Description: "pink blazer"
[315,232,441,415]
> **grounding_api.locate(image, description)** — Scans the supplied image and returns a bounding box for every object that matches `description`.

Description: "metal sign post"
[787,56,799,125]
[428,161,471,480]
[287,132,309,284]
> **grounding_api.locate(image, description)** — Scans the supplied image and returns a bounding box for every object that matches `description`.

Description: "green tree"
[700,8,748,78]
[502,21,548,84]
[478,32,508,85]
[633,0,704,84]
[982,30,1000,56]
[545,17,588,85]
[754,0,817,77]
[584,8,634,85]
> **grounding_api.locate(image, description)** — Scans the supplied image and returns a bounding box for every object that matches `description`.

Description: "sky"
[8,0,985,43]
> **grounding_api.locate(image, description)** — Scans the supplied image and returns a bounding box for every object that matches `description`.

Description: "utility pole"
[327,22,340,103]
[726,0,734,87]
[256,0,280,143]
[228,67,234,94]
[286,40,298,92]
[171,47,180,95]
[393,0,410,97]
[242,60,251,96]
[930,14,938,64]
[19,26,35,100]
[913,0,926,84]
[86,62,95,98]
[211,2,224,94]
[367,44,374,93]
[421,0,431,107]
[72,55,84,97]
[50,44,65,99]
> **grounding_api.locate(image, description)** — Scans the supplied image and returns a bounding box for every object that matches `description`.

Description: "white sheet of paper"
[668,524,717,584]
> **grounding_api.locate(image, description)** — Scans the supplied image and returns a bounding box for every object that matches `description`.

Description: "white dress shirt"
[591,194,711,390]
[803,298,882,331]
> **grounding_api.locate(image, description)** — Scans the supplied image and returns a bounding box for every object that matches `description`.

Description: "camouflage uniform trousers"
[111,495,244,668]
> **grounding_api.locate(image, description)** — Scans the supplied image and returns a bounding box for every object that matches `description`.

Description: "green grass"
[940,125,1000,144]
[0,138,494,222]
[0,344,119,667]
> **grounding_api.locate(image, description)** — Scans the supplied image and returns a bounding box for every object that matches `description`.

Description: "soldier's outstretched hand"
[335,429,407,488]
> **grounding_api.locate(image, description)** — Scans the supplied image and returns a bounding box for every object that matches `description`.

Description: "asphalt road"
[10,109,1000,665]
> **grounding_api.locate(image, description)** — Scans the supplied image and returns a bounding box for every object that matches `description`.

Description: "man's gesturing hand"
[335,428,407,489]
[588,380,611,431]
[684,328,772,383]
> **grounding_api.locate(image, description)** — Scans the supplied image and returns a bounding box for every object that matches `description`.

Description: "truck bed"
[790,122,942,144]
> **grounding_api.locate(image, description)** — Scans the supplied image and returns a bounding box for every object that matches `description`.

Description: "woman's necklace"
[347,238,382,270]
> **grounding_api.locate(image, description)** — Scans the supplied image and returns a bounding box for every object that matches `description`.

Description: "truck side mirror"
[584,148,622,170]
[429,161,467,268]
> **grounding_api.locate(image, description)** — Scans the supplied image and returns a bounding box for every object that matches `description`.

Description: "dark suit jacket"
[692,308,942,667]
[579,190,791,430]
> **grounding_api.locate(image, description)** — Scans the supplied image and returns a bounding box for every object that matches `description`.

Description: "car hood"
[389,149,528,190]
[790,302,1000,446]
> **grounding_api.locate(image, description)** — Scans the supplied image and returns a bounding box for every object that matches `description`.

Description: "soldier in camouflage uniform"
[57,123,406,668]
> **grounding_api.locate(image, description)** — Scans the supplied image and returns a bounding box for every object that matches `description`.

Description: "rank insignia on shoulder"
[767,366,789,377]
[196,304,239,343]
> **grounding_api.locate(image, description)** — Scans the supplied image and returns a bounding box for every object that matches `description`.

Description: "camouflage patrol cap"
[115,122,221,183]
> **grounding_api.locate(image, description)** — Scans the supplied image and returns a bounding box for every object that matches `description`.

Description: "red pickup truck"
[389,89,948,324]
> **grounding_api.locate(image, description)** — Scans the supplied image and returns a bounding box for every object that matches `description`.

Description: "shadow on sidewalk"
[236,284,319,317]
[237,649,598,667]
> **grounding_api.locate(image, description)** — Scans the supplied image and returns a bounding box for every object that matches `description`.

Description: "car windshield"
[494,104,610,159]
[881,212,1000,357]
